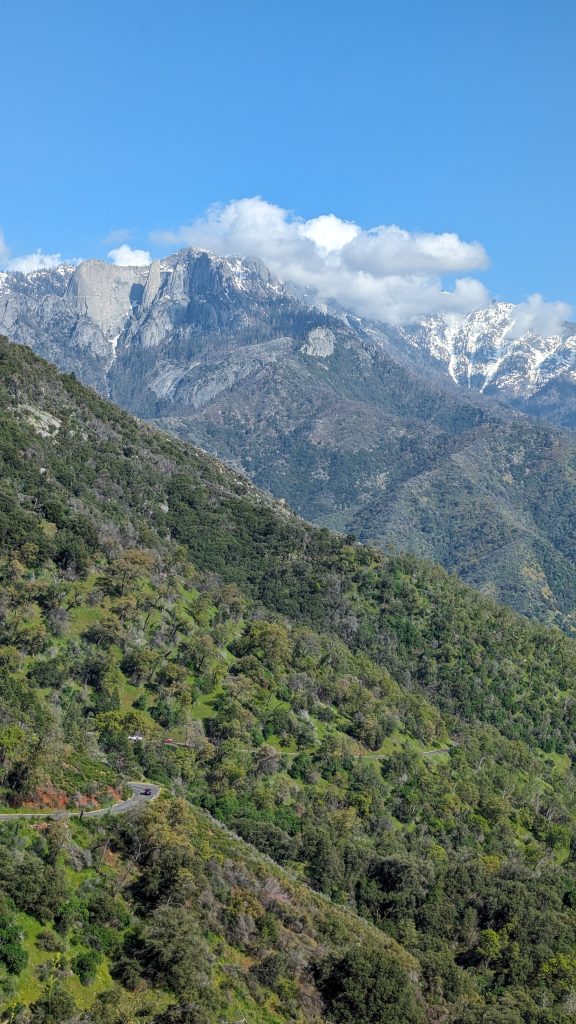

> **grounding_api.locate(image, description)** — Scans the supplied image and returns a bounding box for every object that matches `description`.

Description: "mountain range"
[2,252,576,630]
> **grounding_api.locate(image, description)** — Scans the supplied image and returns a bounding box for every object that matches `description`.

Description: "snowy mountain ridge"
[385,302,576,423]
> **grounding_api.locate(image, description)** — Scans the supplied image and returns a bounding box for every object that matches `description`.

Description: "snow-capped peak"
[393,302,576,397]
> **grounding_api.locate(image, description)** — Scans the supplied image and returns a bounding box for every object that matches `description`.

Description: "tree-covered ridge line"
[0,797,424,1024]
[1,335,576,1020]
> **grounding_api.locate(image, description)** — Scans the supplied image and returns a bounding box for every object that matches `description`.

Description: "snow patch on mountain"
[393,303,576,398]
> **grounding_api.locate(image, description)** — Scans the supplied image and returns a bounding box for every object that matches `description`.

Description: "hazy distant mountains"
[3,250,576,629]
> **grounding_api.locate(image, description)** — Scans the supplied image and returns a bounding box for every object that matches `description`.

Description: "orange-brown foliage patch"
[23,783,68,810]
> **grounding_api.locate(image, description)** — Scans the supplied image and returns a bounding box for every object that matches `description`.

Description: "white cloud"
[107,244,152,267]
[299,213,360,254]
[7,250,63,272]
[152,196,492,322]
[1,210,571,335]
[343,224,488,275]
[507,293,572,339]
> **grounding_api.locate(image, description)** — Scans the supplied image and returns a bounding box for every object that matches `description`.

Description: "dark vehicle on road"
[142,787,152,796]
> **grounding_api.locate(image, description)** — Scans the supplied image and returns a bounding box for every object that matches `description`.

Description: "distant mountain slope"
[3,255,576,630]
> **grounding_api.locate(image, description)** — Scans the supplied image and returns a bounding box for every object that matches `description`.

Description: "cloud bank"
[152,197,492,323]
[1,206,572,335]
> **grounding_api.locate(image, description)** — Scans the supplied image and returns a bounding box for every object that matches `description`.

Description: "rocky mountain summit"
[0,248,403,435]
[387,304,576,428]
[0,249,372,399]
[4,250,576,629]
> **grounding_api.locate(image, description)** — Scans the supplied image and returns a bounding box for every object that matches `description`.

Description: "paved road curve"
[0,782,161,821]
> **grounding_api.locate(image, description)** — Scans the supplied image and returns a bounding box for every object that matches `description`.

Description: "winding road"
[0,782,161,821]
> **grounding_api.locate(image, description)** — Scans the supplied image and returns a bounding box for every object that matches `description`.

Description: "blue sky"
[1,0,575,319]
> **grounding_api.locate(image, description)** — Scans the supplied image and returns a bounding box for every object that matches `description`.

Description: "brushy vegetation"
[1,337,576,1021]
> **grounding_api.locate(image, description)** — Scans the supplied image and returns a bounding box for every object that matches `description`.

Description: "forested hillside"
[2,337,576,1022]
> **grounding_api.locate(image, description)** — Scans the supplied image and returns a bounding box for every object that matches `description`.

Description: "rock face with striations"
[0,261,146,389]
[65,260,148,338]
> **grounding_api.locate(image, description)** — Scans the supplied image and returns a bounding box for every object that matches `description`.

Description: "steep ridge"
[3,336,576,1019]
[3,256,576,631]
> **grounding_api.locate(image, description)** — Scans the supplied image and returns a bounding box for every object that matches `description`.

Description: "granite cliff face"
[65,259,148,338]
[0,261,145,389]
[0,250,353,397]
[4,250,576,629]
